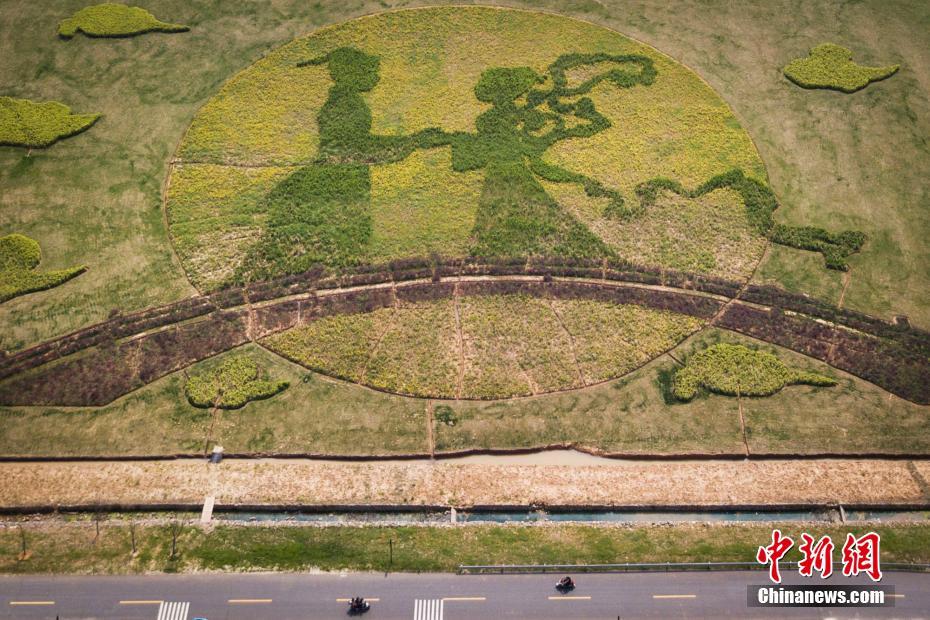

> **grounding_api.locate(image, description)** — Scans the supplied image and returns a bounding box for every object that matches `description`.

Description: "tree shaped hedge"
[58,3,188,39]
[185,356,289,409]
[0,234,86,303]
[672,343,836,401]
[0,97,99,148]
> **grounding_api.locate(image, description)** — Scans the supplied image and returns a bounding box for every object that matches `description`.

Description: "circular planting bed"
[166,6,768,293]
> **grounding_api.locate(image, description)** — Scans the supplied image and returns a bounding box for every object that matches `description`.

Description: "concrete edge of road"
[456,561,930,575]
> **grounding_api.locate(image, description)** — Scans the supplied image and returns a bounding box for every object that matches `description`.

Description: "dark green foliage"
[636,169,865,270]
[449,53,656,256]
[434,404,456,426]
[185,356,288,409]
[544,52,658,98]
[655,365,680,405]
[238,47,450,282]
[468,160,612,258]
[0,234,85,303]
[298,48,450,164]
[770,225,867,270]
[239,164,373,281]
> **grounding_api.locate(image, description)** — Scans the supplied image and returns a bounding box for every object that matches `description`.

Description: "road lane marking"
[547,595,591,600]
[157,601,189,620]
[889,594,905,598]
[442,597,486,601]
[337,598,381,602]
[653,594,697,599]
[120,600,163,605]
[414,599,444,620]
[9,601,55,605]
[228,598,273,603]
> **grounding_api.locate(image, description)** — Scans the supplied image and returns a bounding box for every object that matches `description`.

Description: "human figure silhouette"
[449,54,656,257]
[239,47,448,280]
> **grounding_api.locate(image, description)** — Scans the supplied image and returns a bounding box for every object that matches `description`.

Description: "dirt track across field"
[2,458,929,509]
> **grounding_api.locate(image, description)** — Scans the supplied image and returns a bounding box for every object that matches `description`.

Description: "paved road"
[0,571,927,619]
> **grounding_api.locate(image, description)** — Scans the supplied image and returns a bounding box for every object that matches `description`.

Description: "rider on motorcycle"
[558,575,575,589]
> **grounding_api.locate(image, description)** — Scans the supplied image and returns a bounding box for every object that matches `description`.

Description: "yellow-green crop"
[0,234,86,303]
[0,97,99,148]
[783,43,899,93]
[168,7,767,291]
[672,343,836,401]
[58,3,188,39]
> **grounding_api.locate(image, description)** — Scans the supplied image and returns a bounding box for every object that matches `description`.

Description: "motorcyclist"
[558,575,575,590]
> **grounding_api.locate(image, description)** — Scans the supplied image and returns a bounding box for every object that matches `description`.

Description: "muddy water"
[439,449,631,466]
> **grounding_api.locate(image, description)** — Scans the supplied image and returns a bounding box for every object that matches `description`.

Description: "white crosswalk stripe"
[413,598,444,620]
[156,601,190,620]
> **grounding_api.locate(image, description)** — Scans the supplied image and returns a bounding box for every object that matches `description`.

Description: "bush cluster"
[185,356,289,409]
[434,405,457,426]
[672,343,836,401]
[58,3,189,39]
[0,97,99,148]
[741,283,930,358]
[783,43,899,93]
[0,233,85,303]
[770,225,866,270]
[636,169,865,270]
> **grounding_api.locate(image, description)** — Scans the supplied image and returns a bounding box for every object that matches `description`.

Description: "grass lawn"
[2,520,930,574]
[435,328,930,456]
[0,344,429,457]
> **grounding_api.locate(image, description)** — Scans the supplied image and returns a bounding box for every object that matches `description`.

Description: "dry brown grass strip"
[1,459,925,508]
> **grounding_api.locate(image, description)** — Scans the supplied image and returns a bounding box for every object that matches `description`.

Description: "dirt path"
[548,299,587,387]
[452,281,466,399]
[356,286,400,380]
[737,389,750,457]
[828,268,854,364]
[837,269,853,309]
[426,400,436,458]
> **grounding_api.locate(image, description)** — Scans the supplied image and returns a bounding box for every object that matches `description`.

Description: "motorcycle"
[555,576,576,593]
[348,597,371,615]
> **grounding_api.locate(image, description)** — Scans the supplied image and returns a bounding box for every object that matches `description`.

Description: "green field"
[2,520,929,574]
